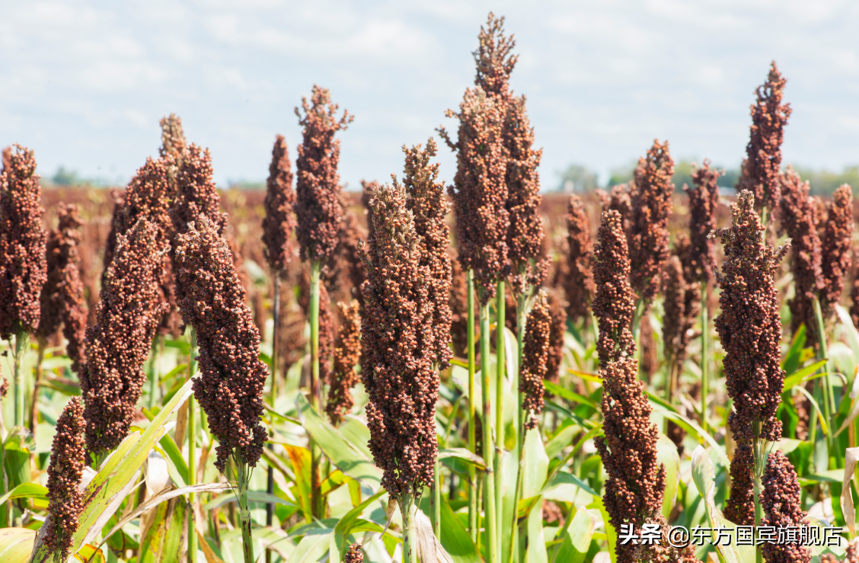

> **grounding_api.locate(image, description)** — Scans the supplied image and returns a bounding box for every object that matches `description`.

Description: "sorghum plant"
[262,134,296,278]
[520,292,550,430]
[592,209,696,563]
[37,203,87,374]
[295,85,352,519]
[715,190,789,527]
[82,219,164,462]
[737,62,791,217]
[779,167,821,337]
[360,180,444,563]
[760,451,811,563]
[563,193,594,324]
[0,144,47,427]
[173,215,268,563]
[326,300,361,426]
[820,184,853,315]
[628,140,674,309]
[42,397,86,563]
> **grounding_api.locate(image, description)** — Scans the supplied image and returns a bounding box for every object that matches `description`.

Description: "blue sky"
[1,0,857,189]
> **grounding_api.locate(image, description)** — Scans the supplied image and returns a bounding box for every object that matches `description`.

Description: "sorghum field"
[3,12,859,563]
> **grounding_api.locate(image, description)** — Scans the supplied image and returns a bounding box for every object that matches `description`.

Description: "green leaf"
[290,529,333,563]
[544,380,598,410]
[553,508,594,563]
[157,433,189,487]
[297,393,382,494]
[438,448,486,471]
[650,404,728,467]
[0,482,48,505]
[334,489,386,560]
[0,528,37,563]
[588,498,616,563]
[782,359,828,391]
[420,494,481,563]
[656,436,680,521]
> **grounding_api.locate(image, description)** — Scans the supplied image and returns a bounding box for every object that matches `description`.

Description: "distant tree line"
[557,161,858,196]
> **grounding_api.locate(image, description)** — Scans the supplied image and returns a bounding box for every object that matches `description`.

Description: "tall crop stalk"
[13,330,28,428]
[700,285,709,434]
[236,459,256,563]
[494,280,505,554]
[309,260,323,518]
[265,273,280,563]
[187,328,198,563]
[467,270,478,542]
[401,492,418,563]
[480,301,497,563]
[813,296,839,465]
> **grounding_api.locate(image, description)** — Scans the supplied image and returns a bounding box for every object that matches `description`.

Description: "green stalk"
[0,418,8,527]
[494,280,505,556]
[400,493,418,563]
[700,283,710,434]
[188,329,198,563]
[13,330,29,428]
[506,291,528,563]
[466,270,478,542]
[29,338,45,436]
[266,272,280,563]
[812,296,839,466]
[147,334,161,410]
[309,260,323,519]
[431,459,441,538]
[236,458,256,563]
[480,301,497,563]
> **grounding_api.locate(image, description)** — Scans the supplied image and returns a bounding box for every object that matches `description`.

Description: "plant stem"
[29,338,45,436]
[266,272,281,563]
[700,283,709,434]
[400,493,418,563]
[431,459,441,538]
[13,329,29,428]
[507,290,528,563]
[494,280,505,556]
[147,334,161,410]
[236,459,256,563]
[480,301,497,563]
[188,329,198,563]
[466,270,478,542]
[812,295,840,466]
[309,260,323,519]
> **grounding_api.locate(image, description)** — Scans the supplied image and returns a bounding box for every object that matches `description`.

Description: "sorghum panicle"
[724,442,756,526]
[820,184,853,313]
[43,397,86,562]
[262,134,296,275]
[38,204,88,373]
[0,144,47,339]
[173,216,268,471]
[400,138,453,369]
[591,210,636,366]
[325,300,361,425]
[520,292,550,430]
[345,543,364,563]
[439,87,509,304]
[716,190,789,444]
[779,167,822,336]
[360,182,439,499]
[505,94,547,295]
[82,219,164,458]
[563,193,594,323]
[294,85,353,263]
[473,12,516,99]
[172,144,228,236]
[598,184,632,234]
[159,113,186,163]
[628,140,675,306]
[361,179,379,243]
[737,62,791,213]
[545,291,567,385]
[851,251,859,330]
[684,160,722,284]
[661,244,698,367]
[760,451,811,563]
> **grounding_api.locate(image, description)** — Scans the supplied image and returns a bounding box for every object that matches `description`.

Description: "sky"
[1,0,858,189]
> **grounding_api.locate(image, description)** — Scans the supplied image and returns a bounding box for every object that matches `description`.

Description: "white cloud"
[0,0,856,187]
